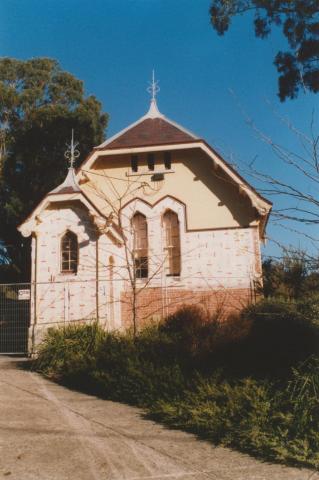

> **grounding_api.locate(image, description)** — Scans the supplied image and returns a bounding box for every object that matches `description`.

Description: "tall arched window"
[132,212,148,278]
[61,231,78,274]
[163,210,181,276]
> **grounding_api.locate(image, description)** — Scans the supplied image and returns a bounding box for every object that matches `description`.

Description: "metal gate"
[0,283,30,354]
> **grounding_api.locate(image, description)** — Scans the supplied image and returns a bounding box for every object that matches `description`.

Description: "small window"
[134,256,148,279]
[147,153,155,171]
[61,231,78,274]
[132,212,148,278]
[164,152,171,170]
[163,210,181,276]
[131,155,138,172]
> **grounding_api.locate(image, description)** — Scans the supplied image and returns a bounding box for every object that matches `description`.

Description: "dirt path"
[0,356,317,480]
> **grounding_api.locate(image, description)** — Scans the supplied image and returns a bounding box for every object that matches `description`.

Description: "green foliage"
[34,300,319,469]
[262,250,319,300]
[0,57,108,280]
[209,0,319,101]
[151,373,319,467]
[238,299,319,376]
[159,305,219,361]
[35,322,105,385]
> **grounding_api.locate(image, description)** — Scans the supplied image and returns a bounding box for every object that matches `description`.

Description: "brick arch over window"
[132,212,148,279]
[61,230,78,274]
[163,210,181,276]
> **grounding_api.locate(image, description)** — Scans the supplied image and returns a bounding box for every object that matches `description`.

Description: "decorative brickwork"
[121,287,253,330]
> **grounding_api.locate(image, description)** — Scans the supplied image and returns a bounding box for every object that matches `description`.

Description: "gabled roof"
[17,165,123,243]
[18,94,272,241]
[96,99,199,150]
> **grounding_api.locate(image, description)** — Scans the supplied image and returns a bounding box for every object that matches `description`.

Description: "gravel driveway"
[0,356,318,480]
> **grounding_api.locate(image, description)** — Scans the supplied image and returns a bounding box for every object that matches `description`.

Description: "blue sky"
[0,0,318,259]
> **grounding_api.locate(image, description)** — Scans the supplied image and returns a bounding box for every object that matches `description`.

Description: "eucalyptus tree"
[210,0,319,101]
[0,57,108,280]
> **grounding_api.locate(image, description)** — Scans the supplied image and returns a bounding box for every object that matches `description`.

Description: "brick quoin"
[121,287,254,330]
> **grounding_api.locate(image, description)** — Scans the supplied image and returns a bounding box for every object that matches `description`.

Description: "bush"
[93,328,188,405]
[159,305,218,361]
[235,299,319,376]
[34,322,105,387]
[150,372,319,468]
[33,301,319,469]
[296,294,319,324]
[159,305,246,369]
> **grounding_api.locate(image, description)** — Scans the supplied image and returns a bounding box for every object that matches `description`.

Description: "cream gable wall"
[79,148,258,232]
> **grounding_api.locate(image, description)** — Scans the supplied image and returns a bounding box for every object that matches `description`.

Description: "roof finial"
[145,70,163,118]
[64,129,80,169]
[147,69,160,101]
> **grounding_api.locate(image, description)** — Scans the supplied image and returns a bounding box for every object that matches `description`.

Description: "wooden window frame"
[132,212,149,279]
[60,230,78,274]
[163,210,181,277]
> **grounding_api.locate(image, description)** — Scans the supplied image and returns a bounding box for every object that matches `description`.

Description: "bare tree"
[230,102,319,249]
[81,168,170,337]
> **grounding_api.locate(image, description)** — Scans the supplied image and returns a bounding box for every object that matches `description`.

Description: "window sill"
[135,277,148,283]
[126,169,175,177]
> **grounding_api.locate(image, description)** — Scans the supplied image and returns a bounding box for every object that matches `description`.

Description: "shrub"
[296,294,319,324]
[237,299,319,376]
[159,305,227,366]
[33,301,319,469]
[150,372,319,468]
[288,356,319,435]
[34,322,105,387]
[93,329,187,405]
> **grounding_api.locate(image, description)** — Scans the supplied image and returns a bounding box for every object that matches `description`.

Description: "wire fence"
[0,283,30,354]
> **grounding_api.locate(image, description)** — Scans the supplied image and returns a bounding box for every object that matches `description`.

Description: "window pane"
[163,211,181,276]
[61,231,78,273]
[135,257,148,278]
[132,213,148,278]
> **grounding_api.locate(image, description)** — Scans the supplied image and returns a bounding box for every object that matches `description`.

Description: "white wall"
[30,196,260,345]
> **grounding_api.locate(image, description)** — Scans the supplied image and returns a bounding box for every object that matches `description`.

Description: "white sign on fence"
[18,289,31,301]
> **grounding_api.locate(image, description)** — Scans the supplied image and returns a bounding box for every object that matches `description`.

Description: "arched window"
[132,212,148,278]
[163,210,181,276]
[61,231,78,274]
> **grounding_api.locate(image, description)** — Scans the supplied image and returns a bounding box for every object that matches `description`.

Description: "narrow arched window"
[132,212,148,278]
[61,231,78,274]
[163,210,181,276]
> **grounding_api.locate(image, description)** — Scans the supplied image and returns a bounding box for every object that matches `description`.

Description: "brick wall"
[121,286,254,330]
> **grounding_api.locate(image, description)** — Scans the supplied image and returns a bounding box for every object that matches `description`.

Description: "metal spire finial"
[64,129,80,168]
[147,70,160,101]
